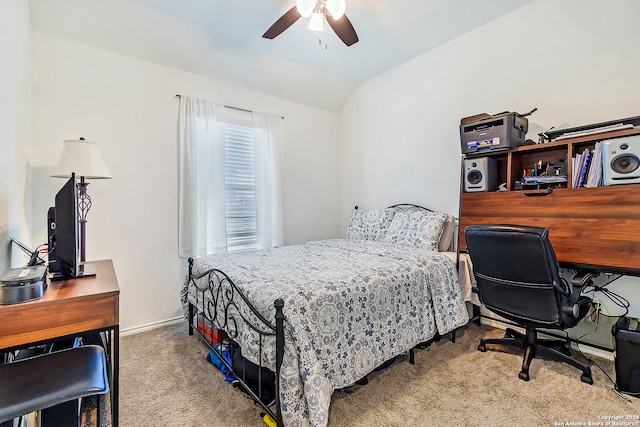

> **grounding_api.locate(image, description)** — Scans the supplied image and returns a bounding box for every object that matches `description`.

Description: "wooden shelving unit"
[459,127,640,275]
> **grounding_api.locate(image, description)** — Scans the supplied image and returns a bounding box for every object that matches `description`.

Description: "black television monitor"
[49,173,96,280]
[50,173,79,280]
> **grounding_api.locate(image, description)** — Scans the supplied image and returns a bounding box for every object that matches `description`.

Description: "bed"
[180,204,470,427]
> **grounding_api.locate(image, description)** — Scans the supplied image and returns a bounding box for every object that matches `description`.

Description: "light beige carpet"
[119,322,636,427]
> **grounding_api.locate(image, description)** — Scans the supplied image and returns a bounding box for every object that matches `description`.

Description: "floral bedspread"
[180,239,469,427]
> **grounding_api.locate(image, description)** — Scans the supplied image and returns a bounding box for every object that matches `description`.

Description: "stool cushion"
[0,345,109,423]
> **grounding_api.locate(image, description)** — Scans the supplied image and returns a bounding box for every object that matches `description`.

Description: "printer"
[460,111,529,155]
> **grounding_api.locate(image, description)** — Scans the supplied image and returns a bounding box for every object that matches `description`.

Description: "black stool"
[0,345,109,426]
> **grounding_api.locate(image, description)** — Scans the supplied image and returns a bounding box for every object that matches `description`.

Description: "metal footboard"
[186,257,285,427]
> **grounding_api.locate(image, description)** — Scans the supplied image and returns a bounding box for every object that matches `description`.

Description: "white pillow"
[438,214,455,252]
[345,209,395,241]
[383,210,448,251]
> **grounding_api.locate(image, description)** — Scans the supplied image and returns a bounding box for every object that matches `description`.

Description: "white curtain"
[178,96,284,257]
[254,112,285,249]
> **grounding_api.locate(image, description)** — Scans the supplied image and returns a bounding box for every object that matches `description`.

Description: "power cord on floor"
[571,321,632,402]
[569,336,622,400]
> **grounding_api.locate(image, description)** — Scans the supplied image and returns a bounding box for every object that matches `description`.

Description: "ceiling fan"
[263,0,359,46]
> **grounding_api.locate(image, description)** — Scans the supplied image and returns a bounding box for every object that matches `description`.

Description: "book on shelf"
[585,141,603,188]
[572,152,583,188]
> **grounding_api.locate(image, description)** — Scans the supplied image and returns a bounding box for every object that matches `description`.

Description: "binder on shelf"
[576,149,592,188]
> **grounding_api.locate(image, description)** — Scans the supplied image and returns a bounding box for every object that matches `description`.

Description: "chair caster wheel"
[478,343,486,352]
[581,374,593,385]
[518,371,530,381]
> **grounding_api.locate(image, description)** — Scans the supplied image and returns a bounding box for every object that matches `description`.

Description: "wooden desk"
[459,185,640,276]
[0,259,120,426]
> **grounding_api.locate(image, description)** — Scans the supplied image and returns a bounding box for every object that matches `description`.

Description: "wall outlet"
[590,297,609,316]
[587,300,602,322]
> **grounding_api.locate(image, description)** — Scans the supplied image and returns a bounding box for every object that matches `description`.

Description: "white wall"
[30,33,342,330]
[24,0,640,334]
[340,0,640,222]
[339,0,640,345]
[0,0,32,270]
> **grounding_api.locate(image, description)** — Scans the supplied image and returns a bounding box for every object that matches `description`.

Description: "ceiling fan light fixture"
[326,0,346,20]
[262,0,358,46]
[296,0,315,17]
[308,12,324,32]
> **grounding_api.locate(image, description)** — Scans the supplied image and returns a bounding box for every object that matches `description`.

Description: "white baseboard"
[480,317,614,361]
[121,316,185,337]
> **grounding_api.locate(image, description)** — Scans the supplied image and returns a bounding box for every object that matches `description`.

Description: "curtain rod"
[175,94,284,119]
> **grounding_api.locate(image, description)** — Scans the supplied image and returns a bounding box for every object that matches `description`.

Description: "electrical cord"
[571,274,632,402]
[581,274,630,318]
[1,225,48,267]
[572,336,632,402]
[27,243,48,266]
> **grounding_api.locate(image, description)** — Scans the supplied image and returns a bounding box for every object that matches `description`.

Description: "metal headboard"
[387,203,435,212]
[354,204,434,212]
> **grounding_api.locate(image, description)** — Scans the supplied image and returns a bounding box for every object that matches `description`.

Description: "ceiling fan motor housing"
[297,0,346,19]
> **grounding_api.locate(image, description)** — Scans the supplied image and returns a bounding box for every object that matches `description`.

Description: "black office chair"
[465,224,594,384]
[0,344,109,426]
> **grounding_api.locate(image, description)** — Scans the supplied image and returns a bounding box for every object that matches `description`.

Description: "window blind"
[224,123,258,251]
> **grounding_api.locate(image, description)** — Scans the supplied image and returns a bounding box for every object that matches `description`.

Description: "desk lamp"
[51,138,112,262]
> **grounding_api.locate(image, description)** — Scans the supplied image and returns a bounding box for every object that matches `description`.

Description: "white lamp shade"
[308,12,324,31]
[326,0,346,20]
[296,0,315,17]
[51,139,113,179]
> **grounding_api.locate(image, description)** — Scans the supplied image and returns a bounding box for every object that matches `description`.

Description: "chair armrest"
[571,271,597,288]
[553,278,571,297]
[563,271,596,320]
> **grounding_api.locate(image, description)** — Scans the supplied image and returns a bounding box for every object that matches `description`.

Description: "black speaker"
[464,157,497,192]
[47,207,60,274]
[603,136,640,186]
[612,317,640,397]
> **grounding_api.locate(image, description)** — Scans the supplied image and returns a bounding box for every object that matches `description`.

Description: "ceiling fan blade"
[263,6,302,39]
[326,13,359,46]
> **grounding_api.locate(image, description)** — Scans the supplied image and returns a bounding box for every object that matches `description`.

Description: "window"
[224,123,257,251]
[178,96,283,258]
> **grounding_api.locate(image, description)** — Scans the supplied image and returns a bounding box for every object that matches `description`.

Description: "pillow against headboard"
[345,208,396,241]
[383,210,448,251]
[439,214,455,252]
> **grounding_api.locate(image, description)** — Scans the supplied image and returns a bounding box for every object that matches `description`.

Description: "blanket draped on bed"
[181,239,469,427]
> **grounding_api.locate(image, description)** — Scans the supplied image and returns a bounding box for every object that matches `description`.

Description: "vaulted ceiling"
[28,0,532,112]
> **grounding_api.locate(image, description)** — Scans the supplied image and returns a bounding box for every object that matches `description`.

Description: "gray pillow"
[345,209,396,241]
[383,210,448,251]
